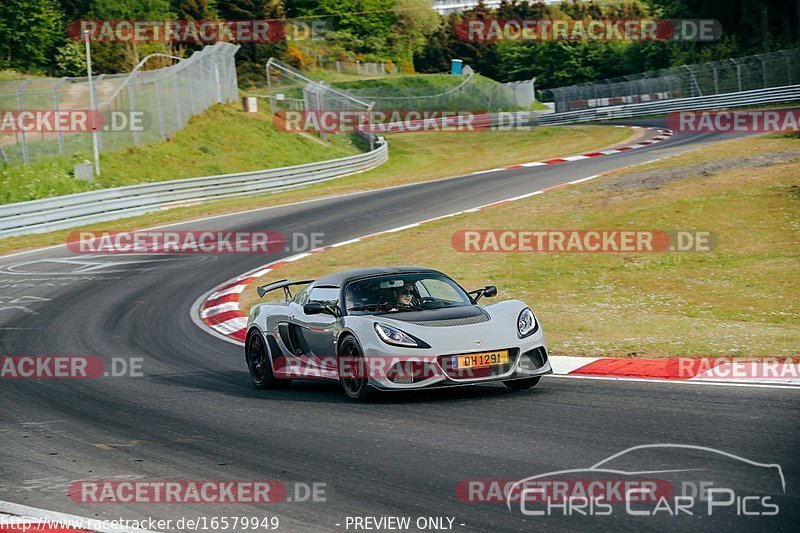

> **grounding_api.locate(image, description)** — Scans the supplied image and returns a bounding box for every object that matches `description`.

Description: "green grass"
[241,68,393,92]
[261,72,473,103]
[0,70,44,82]
[239,134,800,358]
[0,103,360,204]
[331,73,466,91]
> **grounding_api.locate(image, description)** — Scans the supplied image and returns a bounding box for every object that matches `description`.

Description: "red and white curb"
[193,126,798,388]
[471,127,673,175]
[0,501,157,532]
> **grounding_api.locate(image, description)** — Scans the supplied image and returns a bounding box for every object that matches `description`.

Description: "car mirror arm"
[303,302,341,317]
[468,285,497,304]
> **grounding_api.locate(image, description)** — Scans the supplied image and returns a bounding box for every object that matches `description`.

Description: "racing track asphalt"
[0,121,798,532]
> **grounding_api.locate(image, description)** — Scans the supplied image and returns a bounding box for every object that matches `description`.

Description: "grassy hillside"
[0,104,360,204]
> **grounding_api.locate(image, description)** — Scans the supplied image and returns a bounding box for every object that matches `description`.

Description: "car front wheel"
[338,336,372,402]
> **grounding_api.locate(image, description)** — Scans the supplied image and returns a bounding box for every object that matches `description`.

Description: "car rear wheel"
[246,329,291,390]
[503,376,541,391]
[338,336,372,402]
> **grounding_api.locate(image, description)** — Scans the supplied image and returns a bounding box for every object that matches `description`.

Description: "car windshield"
[345,273,471,315]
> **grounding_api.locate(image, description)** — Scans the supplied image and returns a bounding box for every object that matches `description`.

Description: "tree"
[55,41,88,76]
[60,0,92,20]
[217,0,286,82]
[0,0,64,71]
[291,0,397,57]
[171,0,217,20]
[391,0,440,68]
[87,0,176,71]
[645,0,800,56]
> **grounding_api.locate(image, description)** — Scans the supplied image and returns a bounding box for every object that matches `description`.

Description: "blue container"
[451,59,463,75]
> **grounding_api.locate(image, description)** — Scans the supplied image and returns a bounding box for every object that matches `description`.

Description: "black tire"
[338,336,372,402]
[503,376,541,391]
[245,329,291,390]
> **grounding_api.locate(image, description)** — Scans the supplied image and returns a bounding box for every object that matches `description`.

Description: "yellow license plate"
[454,350,509,369]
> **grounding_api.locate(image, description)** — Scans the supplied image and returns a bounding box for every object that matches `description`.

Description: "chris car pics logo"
[503,444,785,517]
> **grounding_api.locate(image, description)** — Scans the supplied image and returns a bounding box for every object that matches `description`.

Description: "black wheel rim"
[247,332,268,383]
[340,340,365,396]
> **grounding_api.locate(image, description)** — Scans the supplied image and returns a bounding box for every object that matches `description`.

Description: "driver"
[394,281,416,307]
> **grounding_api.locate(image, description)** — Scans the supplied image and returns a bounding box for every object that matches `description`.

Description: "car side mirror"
[484,285,497,298]
[303,302,336,316]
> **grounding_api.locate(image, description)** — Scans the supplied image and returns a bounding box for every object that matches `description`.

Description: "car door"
[288,286,340,374]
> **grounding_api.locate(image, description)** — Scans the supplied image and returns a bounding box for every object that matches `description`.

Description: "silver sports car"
[244,266,551,401]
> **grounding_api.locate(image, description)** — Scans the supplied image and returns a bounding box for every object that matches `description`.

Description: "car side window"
[307,287,339,308]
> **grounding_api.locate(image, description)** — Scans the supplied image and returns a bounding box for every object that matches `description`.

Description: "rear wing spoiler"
[256,279,314,299]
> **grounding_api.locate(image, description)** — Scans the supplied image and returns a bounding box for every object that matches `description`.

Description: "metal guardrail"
[538,85,800,125]
[0,140,387,238]
[364,85,800,130]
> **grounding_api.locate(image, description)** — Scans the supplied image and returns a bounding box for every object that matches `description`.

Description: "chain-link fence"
[0,42,239,166]
[264,59,534,115]
[265,58,376,147]
[340,65,535,111]
[540,48,800,113]
[492,78,536,111]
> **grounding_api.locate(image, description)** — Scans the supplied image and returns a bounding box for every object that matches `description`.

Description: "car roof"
[314,266,444,288]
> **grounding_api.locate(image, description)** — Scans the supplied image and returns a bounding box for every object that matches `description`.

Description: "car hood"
[385,305,489,326]
[343,300,537,356]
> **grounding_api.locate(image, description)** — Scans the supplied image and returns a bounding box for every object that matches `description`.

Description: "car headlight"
[517,308,538,338]
[374,323,427,348]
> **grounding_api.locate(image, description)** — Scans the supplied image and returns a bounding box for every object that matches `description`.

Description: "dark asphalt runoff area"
[1,121,797,532]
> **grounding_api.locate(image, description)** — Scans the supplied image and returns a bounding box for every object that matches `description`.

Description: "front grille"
[386,361,437,384]
[521,346,548,369]
[437,349,518,380]
[406,313,490,328]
